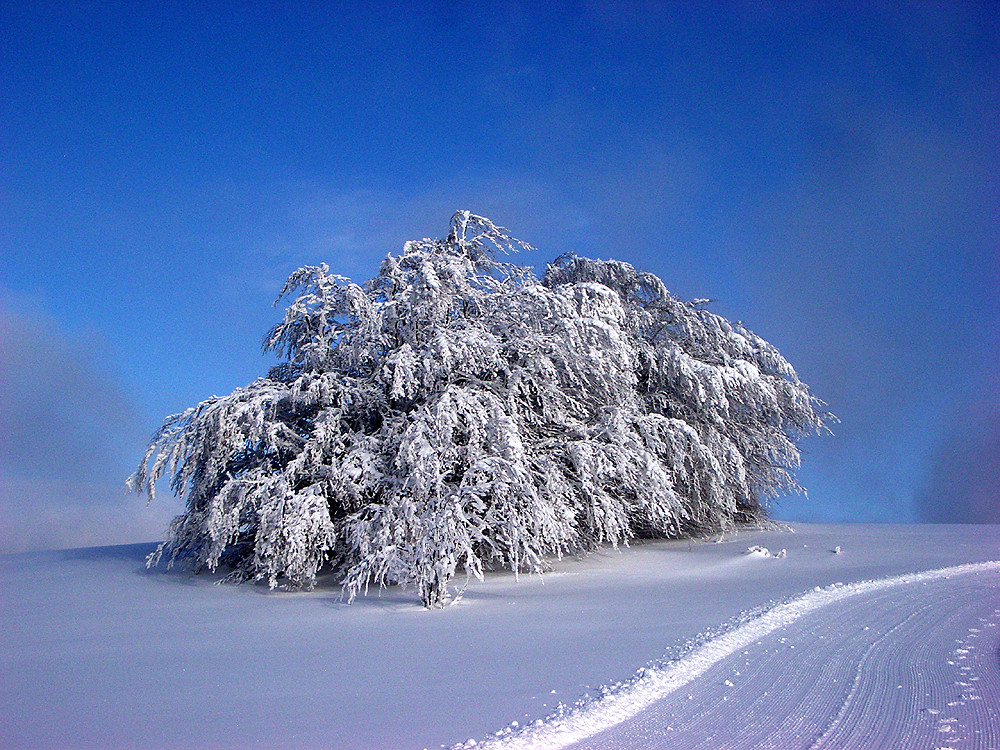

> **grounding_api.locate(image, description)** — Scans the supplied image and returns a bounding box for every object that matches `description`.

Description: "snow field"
[4,524,1000,749]
[475,562,1000,750]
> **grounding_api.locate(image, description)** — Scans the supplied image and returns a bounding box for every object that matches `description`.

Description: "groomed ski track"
[478,562,1000,750]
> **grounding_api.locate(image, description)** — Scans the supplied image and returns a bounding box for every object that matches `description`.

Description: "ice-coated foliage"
[130,211,831,607]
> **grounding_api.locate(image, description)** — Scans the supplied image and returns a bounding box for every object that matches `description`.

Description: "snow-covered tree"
[130,211,831,607]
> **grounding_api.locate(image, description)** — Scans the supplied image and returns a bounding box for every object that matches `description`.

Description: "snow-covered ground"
[2,523,998,749]
[487,563,1000,749]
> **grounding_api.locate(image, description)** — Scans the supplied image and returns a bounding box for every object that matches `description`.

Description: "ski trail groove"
[474,561,1000,750]
[803,605,921,750]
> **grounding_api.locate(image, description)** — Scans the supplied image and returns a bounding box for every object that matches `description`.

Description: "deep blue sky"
[2,1,998,551]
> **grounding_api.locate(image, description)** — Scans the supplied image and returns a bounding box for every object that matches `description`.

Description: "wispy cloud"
[0,297,179,552]
[724,84,1000,522]
[212,176,598,297]
[915,350,1000,524]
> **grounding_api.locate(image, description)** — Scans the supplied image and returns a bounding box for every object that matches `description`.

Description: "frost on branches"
[130,211,831,607]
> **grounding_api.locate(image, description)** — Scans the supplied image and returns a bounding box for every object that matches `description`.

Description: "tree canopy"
[130,211,831,606]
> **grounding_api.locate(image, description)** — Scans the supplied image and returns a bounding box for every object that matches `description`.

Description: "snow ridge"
[471,561,1000,750]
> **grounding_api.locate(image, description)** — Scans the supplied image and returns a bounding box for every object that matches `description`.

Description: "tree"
[130,211,831,607]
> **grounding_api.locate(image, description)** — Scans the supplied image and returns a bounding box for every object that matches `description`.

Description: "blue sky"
[2,1,998,551]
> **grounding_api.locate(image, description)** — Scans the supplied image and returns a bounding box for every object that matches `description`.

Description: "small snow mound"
[745,546,786,559]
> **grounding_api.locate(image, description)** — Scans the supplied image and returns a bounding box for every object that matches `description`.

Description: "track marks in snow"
[472,562,1000,750]
[930,609,1000,748]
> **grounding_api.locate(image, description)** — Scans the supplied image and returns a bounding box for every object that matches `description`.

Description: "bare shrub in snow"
[130,211,831,606]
